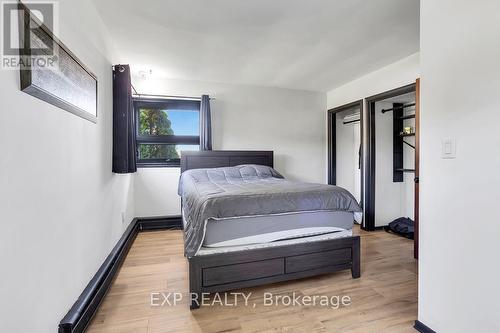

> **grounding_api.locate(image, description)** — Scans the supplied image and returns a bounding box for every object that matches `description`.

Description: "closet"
[328,82,420,259]
[364,82,419,260]
[328,101,363,205]
[374,92,416,227]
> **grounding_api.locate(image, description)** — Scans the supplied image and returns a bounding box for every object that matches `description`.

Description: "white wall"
[374,101,404,226]
[0,1,134,332]
[327,52,420,109]
[133,77,326,216]
[335,108,361,202]
[403,117,415,219]
[418,1,500,332]
[135,167,182,216]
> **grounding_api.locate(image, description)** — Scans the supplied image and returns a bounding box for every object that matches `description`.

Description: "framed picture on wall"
[18,2,98,123]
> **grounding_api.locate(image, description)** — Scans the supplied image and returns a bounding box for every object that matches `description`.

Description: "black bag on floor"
[384,217,414,239]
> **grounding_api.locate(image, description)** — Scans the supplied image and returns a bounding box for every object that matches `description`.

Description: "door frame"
[327,99,364,207]
[414,78,420,259]
[364,83,416,231]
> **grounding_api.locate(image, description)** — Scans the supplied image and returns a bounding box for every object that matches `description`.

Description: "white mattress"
[203,210,355,248]
[197,229,353,256]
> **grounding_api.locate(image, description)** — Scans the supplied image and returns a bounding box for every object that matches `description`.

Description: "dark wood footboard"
[189,235,361,309]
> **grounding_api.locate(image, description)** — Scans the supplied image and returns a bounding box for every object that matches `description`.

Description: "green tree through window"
[134,98,200,166]
[138,108,179,159]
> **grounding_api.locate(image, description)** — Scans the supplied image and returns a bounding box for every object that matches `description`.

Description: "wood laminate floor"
[87,226,417,333]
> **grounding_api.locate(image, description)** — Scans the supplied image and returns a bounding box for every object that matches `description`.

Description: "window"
[134,99,200,167]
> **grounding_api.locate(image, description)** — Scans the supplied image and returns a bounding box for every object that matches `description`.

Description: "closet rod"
[381,103,415,114]
[395,168,415,173]
[343,119,360,125]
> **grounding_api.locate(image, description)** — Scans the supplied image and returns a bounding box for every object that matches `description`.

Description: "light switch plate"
[441,138,456,159]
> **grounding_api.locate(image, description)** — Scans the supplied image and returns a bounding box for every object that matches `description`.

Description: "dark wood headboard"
[180,150,274,173]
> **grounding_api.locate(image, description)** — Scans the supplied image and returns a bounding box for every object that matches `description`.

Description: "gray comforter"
[178,165,362,258]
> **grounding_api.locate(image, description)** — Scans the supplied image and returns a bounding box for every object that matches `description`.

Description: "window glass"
[135,99,201,167]
[138,109,199,136]
[138,144,199,160]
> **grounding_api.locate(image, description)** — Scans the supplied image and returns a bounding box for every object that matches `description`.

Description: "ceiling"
[93,0,419,92]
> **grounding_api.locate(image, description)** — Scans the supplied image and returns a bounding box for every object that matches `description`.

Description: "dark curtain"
[112,64,137,173]
[200,95,212,151]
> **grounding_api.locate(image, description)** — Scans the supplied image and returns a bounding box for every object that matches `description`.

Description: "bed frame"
[181,150,361,309]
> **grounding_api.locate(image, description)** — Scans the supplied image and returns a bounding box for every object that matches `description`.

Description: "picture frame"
[18,2,98,123]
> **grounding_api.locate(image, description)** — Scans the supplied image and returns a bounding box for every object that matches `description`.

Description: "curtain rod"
[131,85,215,101]
[131,83,138,95]
[112,67,213,100]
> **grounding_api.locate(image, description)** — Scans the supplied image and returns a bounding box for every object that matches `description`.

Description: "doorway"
[365,82,420,258]
[327,99,364,210]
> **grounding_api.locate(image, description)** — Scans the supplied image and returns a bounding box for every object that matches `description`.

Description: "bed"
[179,150,361,309]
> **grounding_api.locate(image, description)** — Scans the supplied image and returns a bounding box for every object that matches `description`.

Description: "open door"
[414,78,420,259]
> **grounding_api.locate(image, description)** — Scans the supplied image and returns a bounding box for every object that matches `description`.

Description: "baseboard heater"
[58,216,182,333]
